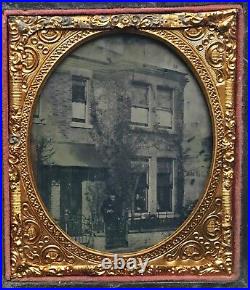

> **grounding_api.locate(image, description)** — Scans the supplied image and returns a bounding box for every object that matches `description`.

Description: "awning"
[46,143,104,168]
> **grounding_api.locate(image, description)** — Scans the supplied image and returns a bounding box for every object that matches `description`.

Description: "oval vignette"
[31,33,212,253]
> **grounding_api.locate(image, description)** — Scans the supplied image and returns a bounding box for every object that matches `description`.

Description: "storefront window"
[157,158,173,211]
[131,159,149,212]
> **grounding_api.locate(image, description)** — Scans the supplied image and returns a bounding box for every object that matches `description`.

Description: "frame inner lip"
[8,7,235,275]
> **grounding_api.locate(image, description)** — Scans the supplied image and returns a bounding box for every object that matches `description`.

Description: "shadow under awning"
[47,143,105,168]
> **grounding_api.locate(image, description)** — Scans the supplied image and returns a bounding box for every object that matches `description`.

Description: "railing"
[62,214,100,246]
[62,212,181,244]
[128,212,181,232]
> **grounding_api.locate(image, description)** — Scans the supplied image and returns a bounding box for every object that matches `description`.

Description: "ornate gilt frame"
[3,5,244,282]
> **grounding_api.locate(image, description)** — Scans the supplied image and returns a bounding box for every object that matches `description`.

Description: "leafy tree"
[90,79,146,241]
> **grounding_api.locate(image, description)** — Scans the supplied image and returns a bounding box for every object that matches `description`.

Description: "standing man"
[101,194,127,249]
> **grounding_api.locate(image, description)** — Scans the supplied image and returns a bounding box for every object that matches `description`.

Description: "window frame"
[155,85,175,130]
[156,158,175,214]
[130,81,151,128]
[71,74,93,128]
[130,158,150,214]
[68,68,93,129]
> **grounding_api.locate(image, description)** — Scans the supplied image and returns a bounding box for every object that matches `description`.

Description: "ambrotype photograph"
[31,33,212,253]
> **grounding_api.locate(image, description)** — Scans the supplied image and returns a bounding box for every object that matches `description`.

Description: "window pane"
[72,75,86,103]
[134,185,147,212]
[131,159,148,213]
[131,107,148,126]
[157,159,173,211]
[72,102,86,122]
[157,173,169,186]
[157,159,172,173]
[156,109,172,128]
[157,87,173,110]
[131,159,149,172]
[157,186,171,211]
[131,83,148,107]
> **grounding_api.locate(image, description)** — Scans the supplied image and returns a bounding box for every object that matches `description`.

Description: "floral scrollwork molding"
[7,8,238,279]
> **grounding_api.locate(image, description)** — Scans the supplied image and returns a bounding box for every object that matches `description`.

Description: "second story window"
[72,75,87,123]
[130,83,149,127]
[156,86,173,129]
